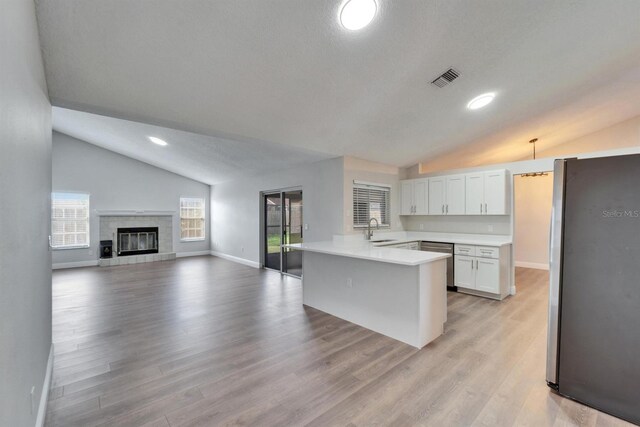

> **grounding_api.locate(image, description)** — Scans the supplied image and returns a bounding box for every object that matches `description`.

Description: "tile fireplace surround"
[98,212,176,266]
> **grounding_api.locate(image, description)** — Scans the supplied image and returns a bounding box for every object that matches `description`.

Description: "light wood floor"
[46,257,632,427]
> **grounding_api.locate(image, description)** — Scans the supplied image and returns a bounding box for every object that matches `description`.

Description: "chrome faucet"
[365,217,379,240]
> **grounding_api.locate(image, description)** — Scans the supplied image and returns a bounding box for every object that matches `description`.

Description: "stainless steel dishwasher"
[420,241,455,291]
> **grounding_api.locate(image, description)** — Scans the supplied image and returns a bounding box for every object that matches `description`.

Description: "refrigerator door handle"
[546,159,566,386]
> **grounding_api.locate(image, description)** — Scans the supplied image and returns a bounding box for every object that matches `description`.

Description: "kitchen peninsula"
[285,241,450,348]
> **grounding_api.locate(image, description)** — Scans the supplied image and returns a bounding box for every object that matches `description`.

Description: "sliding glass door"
[282,190,303,277]
[264,193,282,271]
[263,189,303,277]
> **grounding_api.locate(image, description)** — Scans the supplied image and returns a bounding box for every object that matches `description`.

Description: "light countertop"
[369,231,512,247]
[284,241,450,266]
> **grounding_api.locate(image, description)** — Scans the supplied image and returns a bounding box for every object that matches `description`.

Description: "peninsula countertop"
[364,231,513,247]
[284,241,451,266]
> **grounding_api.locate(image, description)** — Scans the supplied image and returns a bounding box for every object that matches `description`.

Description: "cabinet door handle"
[441,204,444,214]
[484,203,488,213]
[446,204,449,214]
[480,203,483,214]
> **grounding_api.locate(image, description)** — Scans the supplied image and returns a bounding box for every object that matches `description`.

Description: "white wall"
[52,132,211,266]
[534,114,640,159]
[342,156,403,234]
[401,215,512,235]
[0,1,53,426]
[211,157,344,264]
[514,173,554,269]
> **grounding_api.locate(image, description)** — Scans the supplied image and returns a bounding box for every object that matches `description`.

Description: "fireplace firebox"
[117,227,159,256]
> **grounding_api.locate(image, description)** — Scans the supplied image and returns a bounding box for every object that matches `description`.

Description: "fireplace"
[117,227,159,256]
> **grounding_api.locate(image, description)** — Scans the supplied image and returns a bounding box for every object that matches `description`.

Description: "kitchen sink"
[371,239,395,243]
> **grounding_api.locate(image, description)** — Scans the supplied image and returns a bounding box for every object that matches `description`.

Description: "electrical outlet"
[304,223,309,231]
[240,246,244,253]
[488,225,494,232]
[419,223,425,230]
[346,278,353,288]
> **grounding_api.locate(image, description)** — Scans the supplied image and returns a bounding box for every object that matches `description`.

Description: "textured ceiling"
[53,107,330,185]
[37,0,640,173]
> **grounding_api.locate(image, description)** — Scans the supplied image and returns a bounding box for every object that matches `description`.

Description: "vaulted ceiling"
[36,0,640,181]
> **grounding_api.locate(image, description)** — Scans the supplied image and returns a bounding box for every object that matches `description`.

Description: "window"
[51,192,90,249]
[180,197,205,241]
[353,182,390,228]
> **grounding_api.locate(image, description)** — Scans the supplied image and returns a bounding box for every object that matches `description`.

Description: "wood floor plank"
[45,259,634,427]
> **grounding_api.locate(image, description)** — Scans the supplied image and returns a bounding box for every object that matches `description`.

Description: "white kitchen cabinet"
[484,170,508,214]
[414,180,428,215]
[428,177,446,215]
[401,169,508,216]
[384,241,420,250]
[454,255,475,289]
[429,175,464,215]
[401,181,414,215]
[465,169,509,215]
[454,243,511,300]
[446,175,465,215]
[465,173,484,215]
[475,258,500,293]
[400,179,428,215]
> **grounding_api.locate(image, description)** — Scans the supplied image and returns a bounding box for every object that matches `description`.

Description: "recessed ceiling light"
[148,136,168,146]
[466,92,496,110]
[340,0,377,31]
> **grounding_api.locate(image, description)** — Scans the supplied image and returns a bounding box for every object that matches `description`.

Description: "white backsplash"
[400,215,511,235]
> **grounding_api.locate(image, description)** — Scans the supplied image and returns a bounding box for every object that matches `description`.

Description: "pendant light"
[521,138,548,178]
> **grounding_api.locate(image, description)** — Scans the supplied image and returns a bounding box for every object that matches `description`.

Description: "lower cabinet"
[454,244,510,299]
[386,241,420,250]
[475,258,500,293]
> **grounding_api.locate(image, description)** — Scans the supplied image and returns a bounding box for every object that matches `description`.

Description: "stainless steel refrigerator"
[547,155,640,425]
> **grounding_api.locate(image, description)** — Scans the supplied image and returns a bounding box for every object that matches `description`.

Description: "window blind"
[353,183,390,228]
[180,197,205,240]
[51,192,90,248]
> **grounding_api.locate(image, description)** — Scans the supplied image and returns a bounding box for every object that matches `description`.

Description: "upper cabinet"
[428,177,445,215]
[428,175,465,215]
[401,179,428,215]
[465,169,509,215]
[401,169,509,216]
[446,175,466,215]
[483,170,509,214]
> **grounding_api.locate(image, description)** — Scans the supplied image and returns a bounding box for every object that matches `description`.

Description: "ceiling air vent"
[431,68,460,88]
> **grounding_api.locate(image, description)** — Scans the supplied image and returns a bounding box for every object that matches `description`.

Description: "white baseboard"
[176,250,212,258]
[210,251,260,268]
[515,261,549,270]
[52,260,98,270]
[35,344,53,427]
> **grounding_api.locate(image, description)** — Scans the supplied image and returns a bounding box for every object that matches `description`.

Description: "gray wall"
[211,157,344,264]
[52,132,211,266]
[0,1,53,426]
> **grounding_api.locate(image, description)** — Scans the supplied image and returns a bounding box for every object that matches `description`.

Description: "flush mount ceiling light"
[466,92,496,110]
[340,0,377,31]
[148,136,168,146]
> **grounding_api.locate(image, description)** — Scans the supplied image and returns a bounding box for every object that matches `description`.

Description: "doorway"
[263,189,303,277]
[513,172,554,270]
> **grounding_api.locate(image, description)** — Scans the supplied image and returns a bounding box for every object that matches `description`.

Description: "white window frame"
[51,192,91,250]
[352,181,391,229]
[180,197,206,242]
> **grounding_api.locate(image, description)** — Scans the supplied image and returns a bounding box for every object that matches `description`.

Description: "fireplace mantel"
[96,210,175,217]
